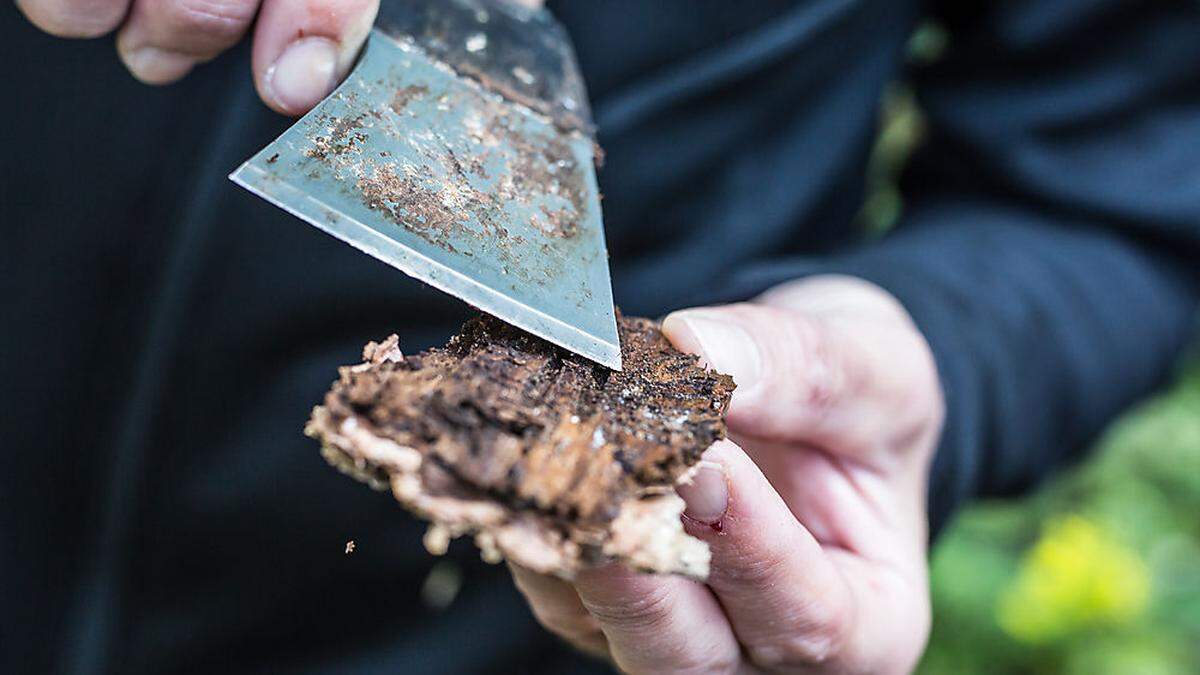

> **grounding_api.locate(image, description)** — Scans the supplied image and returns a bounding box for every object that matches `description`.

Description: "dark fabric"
[2,0,1198,673]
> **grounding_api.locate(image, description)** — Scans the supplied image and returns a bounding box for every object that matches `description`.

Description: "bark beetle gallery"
[306,313,735,579]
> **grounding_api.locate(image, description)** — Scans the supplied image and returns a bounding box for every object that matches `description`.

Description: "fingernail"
[266,37,340,114]
[677,461,728,523]
[663,312,762,391]
[121,46,194,85]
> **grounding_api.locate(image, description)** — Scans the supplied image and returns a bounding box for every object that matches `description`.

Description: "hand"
[510,275,945,674]
[16,0,380,115]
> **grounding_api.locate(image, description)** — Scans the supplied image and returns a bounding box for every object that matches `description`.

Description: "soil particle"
[355,163,465,254]
[304,113,370,161]
[299,54,589,256]
[481,111,584,239]
[390,84,429,115]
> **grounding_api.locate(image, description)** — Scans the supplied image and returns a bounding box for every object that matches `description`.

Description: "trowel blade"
[231,26,621,369]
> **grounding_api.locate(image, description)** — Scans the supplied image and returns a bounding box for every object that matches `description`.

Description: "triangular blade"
[231,28,621,369]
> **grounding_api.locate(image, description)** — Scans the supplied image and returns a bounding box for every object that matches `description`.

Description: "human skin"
[14,0,547,116]
[18,4,944,671]
[16,0,380,115]
[510,275,945,674]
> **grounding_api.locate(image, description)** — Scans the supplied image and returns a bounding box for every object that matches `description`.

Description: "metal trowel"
[230,0,621,369]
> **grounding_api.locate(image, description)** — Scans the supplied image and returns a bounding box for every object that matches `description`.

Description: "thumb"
[662,302,933,462]
[252,0,380,115]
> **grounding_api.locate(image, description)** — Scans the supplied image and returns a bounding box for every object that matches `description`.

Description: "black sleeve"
[727,0,1200,536]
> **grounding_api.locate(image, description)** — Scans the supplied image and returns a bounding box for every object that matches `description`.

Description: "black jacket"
[4,1,1199,673]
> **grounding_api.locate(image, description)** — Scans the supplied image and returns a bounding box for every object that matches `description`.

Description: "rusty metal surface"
[230,19,620,369]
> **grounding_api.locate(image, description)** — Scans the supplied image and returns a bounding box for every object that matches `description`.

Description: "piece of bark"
[306,313,734,579]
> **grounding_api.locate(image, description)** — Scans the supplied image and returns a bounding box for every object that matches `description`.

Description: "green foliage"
[919,361,1200,674]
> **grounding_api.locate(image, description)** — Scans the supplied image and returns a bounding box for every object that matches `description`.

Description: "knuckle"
[910,598,932,658]
[917,358,945,429]
[296,0,378,37]
[735,571,853,671]
[623,647,739,675]
[779,313,847,415]
[808,338,851,410]
[20,0,125,38]
[162,0,255,40]
[900,329,942,410]
[684,651,741,675]
[303,0,375,17]
[553,622,598,646]
[748,634,836,670]
[747,608,851,670]
[887,335,945,453]
[715,540,791,588]
[531,606,595,643]
[581,584,675,631]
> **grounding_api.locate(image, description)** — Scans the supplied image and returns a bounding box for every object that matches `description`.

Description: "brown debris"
[483,111,583,239]
[390,84,429,115]
[355,164,466,254]
[304,113,369,162]
[306,314,735,579]
[299,53,589,257]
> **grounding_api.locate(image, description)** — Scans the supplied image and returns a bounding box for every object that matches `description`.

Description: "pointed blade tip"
[593,343,623,372]
[525,319,622,372]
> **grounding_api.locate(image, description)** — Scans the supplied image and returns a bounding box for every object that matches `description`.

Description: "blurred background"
[864,24,1200,674]
[920,363,1200,674]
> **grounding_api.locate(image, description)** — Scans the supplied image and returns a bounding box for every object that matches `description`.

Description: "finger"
[737,435,927,564]
[572,565,742,674]
[16,0,128,38]
[251,0,379,115]
[115,0,261,85]
[676,439,855,672]
[756,278,944,472]
[662,300,940,466]
[756,274,914,321]
[508,563,609,658]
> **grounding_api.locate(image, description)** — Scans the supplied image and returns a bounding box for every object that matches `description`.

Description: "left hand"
[16,0,381,115]
[15,0,547,116]
[509,275,945,674]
